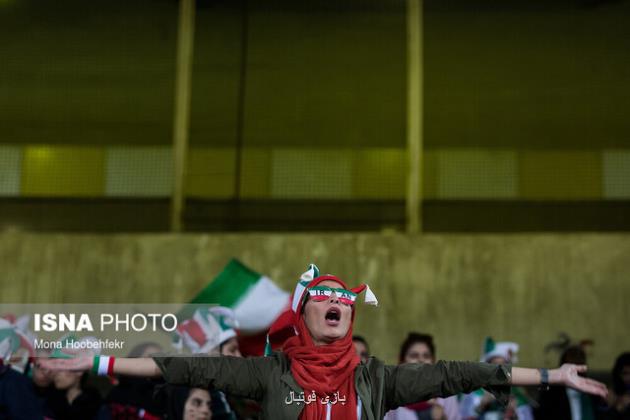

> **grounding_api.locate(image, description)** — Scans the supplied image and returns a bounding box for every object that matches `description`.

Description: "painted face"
[183,388,212,420]
[404,342,435,364]
[220,337,242,358]
[303,280,353,346]
[306,286,358,306]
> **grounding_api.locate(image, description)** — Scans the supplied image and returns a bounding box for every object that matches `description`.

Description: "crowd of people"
[2,330,629,419]
[1,265,626,420]
[353,333,630,420]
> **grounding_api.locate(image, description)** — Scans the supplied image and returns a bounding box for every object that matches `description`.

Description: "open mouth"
[325,307,341,326]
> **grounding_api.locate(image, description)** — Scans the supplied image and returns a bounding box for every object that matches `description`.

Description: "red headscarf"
[280,275,361,420]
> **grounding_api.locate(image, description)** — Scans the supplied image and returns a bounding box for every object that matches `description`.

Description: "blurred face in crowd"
[139,344,163,358]
[33,350,54,387]
[220,337,242,358]
[53,370,82,390]
[354,340,369,363]
[404,342,435,364]
[33,363,54,387]
[184,388,212,420]
[303,280,353,346]
[621,365,630,388]
[488,356,508,365]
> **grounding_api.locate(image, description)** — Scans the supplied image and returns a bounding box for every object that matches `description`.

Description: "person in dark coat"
[48,368,103,420]
[536,345,601,420]
[0,360,44,420]
[47,337,104,420]
[599,352,630,420]
[30,350,57,419]
[98,342,165,420]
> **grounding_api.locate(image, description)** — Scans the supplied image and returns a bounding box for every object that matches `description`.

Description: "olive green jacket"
[153,353,511,420]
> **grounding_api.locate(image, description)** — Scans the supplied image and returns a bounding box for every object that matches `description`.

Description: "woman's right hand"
[36,355,92,372]
[556,364,608,398]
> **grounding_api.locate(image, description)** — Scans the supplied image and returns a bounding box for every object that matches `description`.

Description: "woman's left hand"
[557,364,608,398]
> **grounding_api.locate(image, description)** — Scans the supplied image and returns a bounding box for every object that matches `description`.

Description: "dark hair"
[612,352,630,395]
[165,386,195,420]
[560,345,587,365]
[79,371,89,389]
[399,332,435,363]
[352,335,369,353]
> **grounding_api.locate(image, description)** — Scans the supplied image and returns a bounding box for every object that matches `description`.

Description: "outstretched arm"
[511,364,607,398]
[38,352,275,400]
[38,356,162,377]
[384,361,608,411]
[384,360,512,409]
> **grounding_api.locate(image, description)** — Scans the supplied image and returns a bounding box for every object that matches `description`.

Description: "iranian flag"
[190,259,290,355]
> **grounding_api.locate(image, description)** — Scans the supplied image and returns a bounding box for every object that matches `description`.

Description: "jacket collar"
[354,363,374,420]
[280,358,373,420]
[280,370,306,418]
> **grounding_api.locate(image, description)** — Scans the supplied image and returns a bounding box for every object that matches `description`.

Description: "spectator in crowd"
[384,332,461,420]
[607,352,630,419]
[0,359,45,420]
[48,336,104,420]
[461,337,534,420]
[31,349,57,419]
[98,342,165,419]
[166,386,213,420]
[210,310,258,420]
[171,307,248,420]
[183,388,213,420]
[352,335,370,364]
[32,350,54,388]
[0,316,44,419]
[590,351,630,420]
[536,344,600,420]
[220,337,241,358]
[164,385,241,420]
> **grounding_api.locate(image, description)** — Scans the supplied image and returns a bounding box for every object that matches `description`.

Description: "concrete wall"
[1,232,628,369]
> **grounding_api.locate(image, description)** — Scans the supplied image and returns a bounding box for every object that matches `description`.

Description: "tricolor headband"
[306,286,358,305]
[291,265,378,315]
